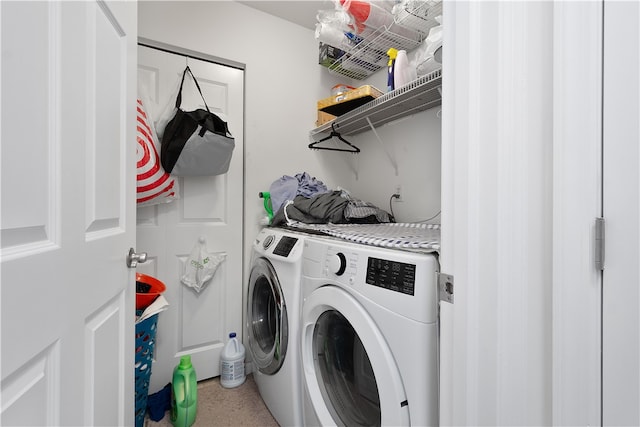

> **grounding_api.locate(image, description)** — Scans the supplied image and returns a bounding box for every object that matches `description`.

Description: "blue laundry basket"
[135,312,159,427]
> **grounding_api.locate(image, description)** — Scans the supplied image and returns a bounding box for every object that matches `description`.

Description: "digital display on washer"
[272,236,298,257]
[366,257,416,296]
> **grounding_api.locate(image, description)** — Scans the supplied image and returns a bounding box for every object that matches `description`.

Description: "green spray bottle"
[259,192,274,224]
[170,355,197,427]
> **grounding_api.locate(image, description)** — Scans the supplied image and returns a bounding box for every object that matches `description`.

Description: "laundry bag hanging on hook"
[181,237,226,293]
[161,66,235,176]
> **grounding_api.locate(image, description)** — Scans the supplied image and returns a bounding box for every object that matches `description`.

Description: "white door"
[603,1,640,424]
[1,1,137,426]
[136,45,244,394]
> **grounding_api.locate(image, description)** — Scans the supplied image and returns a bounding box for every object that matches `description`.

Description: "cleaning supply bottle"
[386,48,398,92]
[220,332,246,388]
[258,192,274,224]
[393,49,415,89]
[171,355,197,427]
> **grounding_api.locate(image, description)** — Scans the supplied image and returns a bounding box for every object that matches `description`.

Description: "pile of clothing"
[268,172,393,226]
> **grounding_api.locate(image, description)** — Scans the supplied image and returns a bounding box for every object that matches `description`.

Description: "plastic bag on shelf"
[316,22,358,51]
[414,20,442,76]
[340,0,395,34]
[316,6,365,51]
[317,7,353,30]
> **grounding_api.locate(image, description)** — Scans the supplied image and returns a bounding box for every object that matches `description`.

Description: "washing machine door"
[247,257,288,375]
[301,285,410,427]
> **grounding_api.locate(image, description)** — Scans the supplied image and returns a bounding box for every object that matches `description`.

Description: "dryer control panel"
[273,236,299,257]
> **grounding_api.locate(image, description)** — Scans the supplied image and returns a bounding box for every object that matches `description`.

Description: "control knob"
[263,234,275,250]
[328,252,347,276]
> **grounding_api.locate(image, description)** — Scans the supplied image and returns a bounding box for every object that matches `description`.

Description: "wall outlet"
[394,185,403,202]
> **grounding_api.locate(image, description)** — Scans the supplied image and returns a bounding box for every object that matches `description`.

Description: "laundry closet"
[136,1,639,427]
[3,0,639,425]
[138,0,443,398]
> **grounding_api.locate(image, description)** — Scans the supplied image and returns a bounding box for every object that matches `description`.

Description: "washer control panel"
[366,257,416,296]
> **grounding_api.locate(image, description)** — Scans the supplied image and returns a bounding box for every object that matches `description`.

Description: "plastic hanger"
[308,122,360,153]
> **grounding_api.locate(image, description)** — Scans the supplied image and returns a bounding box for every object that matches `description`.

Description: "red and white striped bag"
[136,99,178,206]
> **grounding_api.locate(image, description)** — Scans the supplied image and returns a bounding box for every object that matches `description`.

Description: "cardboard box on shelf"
[317,85,384,117]
[316,111,337,127]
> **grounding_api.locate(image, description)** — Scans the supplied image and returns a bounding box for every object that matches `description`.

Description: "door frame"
[601,1,640,424]
[138,37,245,71]
[551,2,603,425]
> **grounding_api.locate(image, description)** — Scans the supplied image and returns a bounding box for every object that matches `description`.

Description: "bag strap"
[175,66,211,113]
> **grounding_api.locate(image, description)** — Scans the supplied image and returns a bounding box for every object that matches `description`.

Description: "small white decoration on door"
[181,237,226,293]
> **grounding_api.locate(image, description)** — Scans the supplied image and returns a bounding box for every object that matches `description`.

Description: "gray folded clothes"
[271,191,349,226]
[271,190,393,226]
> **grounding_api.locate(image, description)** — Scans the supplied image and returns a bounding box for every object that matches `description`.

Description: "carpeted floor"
[145,374,279,426]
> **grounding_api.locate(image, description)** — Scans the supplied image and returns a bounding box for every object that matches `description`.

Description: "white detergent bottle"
[394,49,415,89]
[220,332,246,388]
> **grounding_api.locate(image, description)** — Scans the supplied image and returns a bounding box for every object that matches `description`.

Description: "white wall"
[329,50,442,223]
[325,108,441,222]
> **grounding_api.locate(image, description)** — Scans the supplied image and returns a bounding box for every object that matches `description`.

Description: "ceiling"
[236,1,335,31]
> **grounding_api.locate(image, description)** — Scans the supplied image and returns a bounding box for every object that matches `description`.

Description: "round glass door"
[301,285,409,427]
[247,257,288,375]
[313,310,381,426]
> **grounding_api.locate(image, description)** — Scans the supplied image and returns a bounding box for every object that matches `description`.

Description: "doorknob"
[127,248,148,268]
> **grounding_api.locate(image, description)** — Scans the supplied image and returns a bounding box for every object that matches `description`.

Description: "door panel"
[603,1,640,424]
[1,1,56,254]
[1,1,136,425]
[136,45,244,394]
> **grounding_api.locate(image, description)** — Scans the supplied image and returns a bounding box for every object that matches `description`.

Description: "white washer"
[300,236,439,427]
[246,227,306,427]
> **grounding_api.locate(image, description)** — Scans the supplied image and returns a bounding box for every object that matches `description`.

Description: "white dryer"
[246,227,306,427]
[300,236,439,427]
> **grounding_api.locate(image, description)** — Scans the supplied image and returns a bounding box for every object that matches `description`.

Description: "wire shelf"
[327,0,442,80]
[310,69,442,139]
[394,0,443,36]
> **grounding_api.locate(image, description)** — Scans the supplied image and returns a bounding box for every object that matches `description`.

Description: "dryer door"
[301,285,410,427]
[247,257,288,375]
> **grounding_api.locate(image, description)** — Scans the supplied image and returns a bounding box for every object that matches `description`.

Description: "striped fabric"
[287,222,441,253]
[136,99,178,206]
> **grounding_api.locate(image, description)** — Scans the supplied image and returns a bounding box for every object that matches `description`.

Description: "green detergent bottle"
[170,355,197,427]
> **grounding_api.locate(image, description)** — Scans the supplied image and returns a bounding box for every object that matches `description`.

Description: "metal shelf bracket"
[365,116,398,176]
[345,153,359,180]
